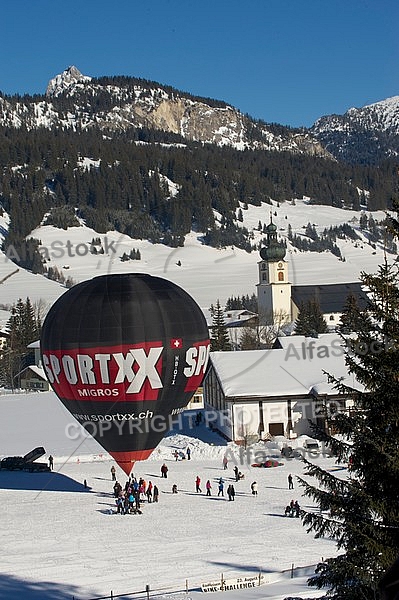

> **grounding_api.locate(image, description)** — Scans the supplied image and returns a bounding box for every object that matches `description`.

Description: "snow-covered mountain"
[45,65,92,97]
[311,96,399,163]
[0,66,329,156]
[2,66,399,163]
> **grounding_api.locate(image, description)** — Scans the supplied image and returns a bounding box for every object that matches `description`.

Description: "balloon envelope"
[40,274,210,475]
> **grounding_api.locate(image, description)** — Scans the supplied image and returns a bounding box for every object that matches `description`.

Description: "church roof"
[291,282,369,314]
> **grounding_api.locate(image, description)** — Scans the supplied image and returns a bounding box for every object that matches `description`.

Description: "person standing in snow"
[218,479,224,497]
[146,481,153,503]
[153,485,159,503]
[110,465,116,481]
[251,481,258,496]
[227,484,235,501]
[223,456,228,470]
[206,480,212,496]
[186,447,191,460]
[161,463,168,478]
[234,465,239,482]
[195,475,202,493]
[288,474,294,489]
[48,455,54,470]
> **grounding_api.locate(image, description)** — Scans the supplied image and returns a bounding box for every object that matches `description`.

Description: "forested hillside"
[1,127,397,259]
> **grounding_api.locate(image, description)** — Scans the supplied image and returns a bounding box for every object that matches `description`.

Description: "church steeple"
[259,214,286,262]
[256,212,291,326]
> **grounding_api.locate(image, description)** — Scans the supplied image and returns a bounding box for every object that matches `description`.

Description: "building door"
[269,422,284,436]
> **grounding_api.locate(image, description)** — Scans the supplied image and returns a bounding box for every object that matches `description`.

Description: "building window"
[262,273,266,281]
[329,315,334,321]
[278,272,284,281]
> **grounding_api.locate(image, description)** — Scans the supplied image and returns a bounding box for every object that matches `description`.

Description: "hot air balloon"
[40,274,210,475]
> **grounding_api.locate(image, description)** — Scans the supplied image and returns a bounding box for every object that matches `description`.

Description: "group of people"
[285,499,300,517]
[172,447,191,461]
[109,462,301,516]
[194,473,257,501]
[112,476,159,514]
[233,465,245,482]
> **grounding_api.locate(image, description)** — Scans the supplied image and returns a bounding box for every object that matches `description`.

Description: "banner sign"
[201,574,267,593]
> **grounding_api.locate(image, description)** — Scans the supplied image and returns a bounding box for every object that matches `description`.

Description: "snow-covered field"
[0,199,389,328]
[0,391,340,600]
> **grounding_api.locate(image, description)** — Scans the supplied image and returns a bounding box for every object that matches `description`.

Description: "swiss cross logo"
[170,338,183,349]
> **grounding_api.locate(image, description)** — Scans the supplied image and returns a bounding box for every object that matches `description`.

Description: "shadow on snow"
[0,470,91,493]
[0,574,83,600]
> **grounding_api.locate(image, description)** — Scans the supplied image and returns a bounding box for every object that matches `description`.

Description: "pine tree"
[0,298,39,388]
[210,300,231,351]
[338,292,362,334]
[294,299,328,336]
[298,214,399,598]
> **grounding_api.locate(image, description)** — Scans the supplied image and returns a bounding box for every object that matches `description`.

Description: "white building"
[203,334,363,444]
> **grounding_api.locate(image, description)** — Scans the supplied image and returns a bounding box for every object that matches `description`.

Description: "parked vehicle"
[302,438,321,452]
[0,447,51,472]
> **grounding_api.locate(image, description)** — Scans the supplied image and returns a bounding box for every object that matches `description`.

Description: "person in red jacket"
[195,476,202,493]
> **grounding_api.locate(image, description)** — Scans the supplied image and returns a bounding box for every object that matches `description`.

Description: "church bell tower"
[256,216,292,326]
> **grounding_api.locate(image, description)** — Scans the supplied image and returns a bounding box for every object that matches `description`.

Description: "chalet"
[14,365,50,391]
[13,340,50,391]
[203,334,363,444]
[204,308,258,349]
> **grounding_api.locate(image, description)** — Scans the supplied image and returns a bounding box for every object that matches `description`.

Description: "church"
[256,217,369,328]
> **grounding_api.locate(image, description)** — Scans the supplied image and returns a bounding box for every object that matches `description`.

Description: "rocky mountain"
[2,66,399,165]
[0,66,329,158]
[311,96,399,164]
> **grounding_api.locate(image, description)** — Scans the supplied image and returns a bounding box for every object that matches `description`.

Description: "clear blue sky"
[1,0,398,128]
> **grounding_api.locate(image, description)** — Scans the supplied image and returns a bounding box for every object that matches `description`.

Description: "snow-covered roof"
[27,340,40,349]
[275,333,343,349]
[209,345,361,399]
[203,308,257,327]
[15,365,47,380]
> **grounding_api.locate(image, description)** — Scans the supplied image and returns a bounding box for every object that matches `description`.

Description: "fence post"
[185,579,188,593]
[258,569,262,586]
[291,563,294,578]
[110,591,113,600]
[146,584,150,600]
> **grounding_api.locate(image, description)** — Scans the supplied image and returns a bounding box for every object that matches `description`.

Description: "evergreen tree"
[239,325,260,350]
[359,212,368,230]
[298,213,399,598]
[210,300,231,351]
[338,292,362,334]
[0,297,39,388]
[294,299,328,336]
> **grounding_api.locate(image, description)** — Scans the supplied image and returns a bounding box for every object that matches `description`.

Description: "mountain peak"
[46,65,91,97]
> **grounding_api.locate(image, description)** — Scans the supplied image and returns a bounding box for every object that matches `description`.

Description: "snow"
[0,390,340,599]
